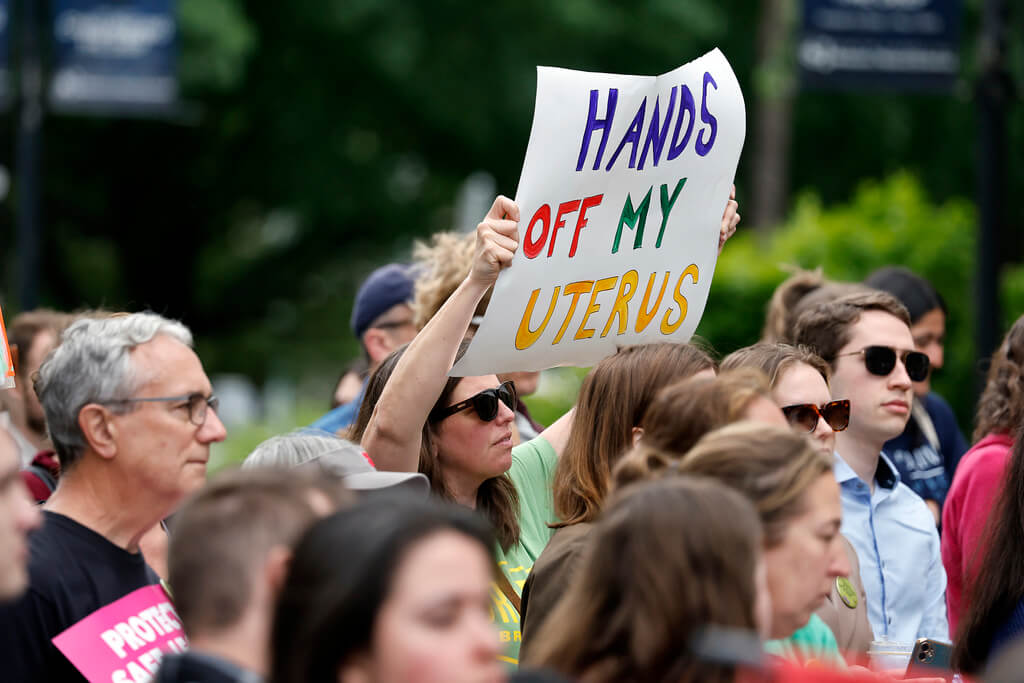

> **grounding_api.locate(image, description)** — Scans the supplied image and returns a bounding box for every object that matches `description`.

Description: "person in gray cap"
[311,263,419,435]
[243,431,429,496]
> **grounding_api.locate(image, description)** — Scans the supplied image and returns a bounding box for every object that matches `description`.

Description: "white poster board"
[452,48,745,376]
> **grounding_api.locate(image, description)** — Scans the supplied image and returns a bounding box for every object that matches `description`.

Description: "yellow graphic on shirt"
[490,560,531,664]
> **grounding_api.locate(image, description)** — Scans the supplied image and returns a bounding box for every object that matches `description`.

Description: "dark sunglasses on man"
[837,345,930,383]
[782,399,851,434]
[430,381,517,423]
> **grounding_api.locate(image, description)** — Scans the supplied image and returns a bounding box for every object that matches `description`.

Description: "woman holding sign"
[356,196,571,668]
[355,191,742,668]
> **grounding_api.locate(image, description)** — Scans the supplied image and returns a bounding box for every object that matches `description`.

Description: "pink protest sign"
[52,584,189,683]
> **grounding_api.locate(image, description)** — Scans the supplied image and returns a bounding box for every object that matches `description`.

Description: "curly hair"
[973,314,1024,442]
[411,231,492,330]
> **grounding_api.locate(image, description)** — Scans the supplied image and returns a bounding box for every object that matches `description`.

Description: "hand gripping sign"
[452,49,745,376]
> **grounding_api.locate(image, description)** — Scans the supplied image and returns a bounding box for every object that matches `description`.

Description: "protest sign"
[452,49,745,376]
[0,303,14,389]
[52,585,188,683]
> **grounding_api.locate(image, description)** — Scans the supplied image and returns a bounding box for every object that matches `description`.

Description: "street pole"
[15,0,42,310]
[974,0,1008,390]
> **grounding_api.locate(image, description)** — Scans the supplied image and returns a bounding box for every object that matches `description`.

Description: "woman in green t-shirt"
[353,196,571,666]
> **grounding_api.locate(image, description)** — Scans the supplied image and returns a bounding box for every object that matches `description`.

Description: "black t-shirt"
[0,510,160,682]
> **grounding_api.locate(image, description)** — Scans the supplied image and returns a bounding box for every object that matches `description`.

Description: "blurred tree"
[700,171,978,429]
[750,0,797,229]
[0,0,1018,399]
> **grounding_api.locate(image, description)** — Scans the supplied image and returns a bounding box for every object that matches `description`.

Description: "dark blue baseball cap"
[350,263,416,339]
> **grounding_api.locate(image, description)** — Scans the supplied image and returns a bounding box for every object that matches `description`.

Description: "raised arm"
[362,196,520,472]
[537,407,575,457]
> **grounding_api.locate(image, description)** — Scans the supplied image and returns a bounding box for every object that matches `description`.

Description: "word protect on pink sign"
[52,584,189,683]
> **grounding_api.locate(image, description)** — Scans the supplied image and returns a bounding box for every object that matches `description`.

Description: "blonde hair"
[974,313,1024,441]
[639,367,771,457]
[762,268,827,343]
[411,231,491,330]
[721,342,830,387]
[762,268,869,344]
[613,422,832,547]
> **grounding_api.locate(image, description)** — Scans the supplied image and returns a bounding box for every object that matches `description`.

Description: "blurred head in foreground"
[614,423,849,641]
[526,477,764,683]
[165,467,351,678]
[271,495,503,683]
[0,427,41,600]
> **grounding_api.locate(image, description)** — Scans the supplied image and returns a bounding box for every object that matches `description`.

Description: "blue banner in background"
[0,0,9,110]
[49,0,177,112]
[798,0,962,91]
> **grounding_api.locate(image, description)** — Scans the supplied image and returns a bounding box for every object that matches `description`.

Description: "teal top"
[764,613,846,668]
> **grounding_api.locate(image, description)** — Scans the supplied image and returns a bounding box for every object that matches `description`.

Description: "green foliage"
[1000,265,1024,333]
[696,172,978,428]
[521,367,588,427]
[208,400,326,472]
[178,0,256,92]
[3,0,1022,419]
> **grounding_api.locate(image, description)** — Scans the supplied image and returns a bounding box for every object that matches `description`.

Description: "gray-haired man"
[0,313,227,682]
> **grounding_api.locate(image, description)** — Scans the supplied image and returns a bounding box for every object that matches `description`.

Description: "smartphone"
[905,638,954,680]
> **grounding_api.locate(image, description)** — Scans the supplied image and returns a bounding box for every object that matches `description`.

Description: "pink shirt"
[941,432,1014,633]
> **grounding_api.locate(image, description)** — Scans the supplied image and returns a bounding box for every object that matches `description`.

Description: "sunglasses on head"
[839,345,930,382]
[430,381,517,423]
[782,399,851,434]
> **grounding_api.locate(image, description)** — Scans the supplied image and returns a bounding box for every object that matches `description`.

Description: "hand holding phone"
[905,638,953,681]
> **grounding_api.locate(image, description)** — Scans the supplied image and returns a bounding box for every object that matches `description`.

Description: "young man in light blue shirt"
[793,290,949,644]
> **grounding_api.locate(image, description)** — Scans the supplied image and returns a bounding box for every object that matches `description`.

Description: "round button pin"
[836,577,858,609]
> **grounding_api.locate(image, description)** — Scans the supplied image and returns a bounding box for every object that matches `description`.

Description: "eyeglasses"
[837,346,930,382]
[430,381,516,423]
[782,400,851,434]
[102,393,220,426]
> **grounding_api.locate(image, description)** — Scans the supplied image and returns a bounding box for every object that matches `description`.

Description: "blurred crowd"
[2,193,1024,683]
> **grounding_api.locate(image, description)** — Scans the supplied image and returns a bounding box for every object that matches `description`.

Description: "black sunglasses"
[838,346,930,383]
[782,399,851,434]
[430,381,517,423]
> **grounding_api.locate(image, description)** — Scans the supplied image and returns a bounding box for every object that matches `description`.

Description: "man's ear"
[362,329,393,365]
[78,404,118,460]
